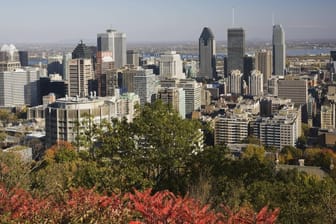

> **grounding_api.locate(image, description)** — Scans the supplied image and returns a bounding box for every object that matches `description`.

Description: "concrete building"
[0,44,21,72]
[159,51,184,79]
[97,29,115,54]
[62,53,72,80]
[67,58,93,97]
[133,69,157,105]
[320,102,335,130]
[177,79,202,115]
[127,50,139,66]
[249,70,263,97]
[255,49,272,88]
[45,94,140,147]
[158,87,185,118]
[272,24,286,75]
[228,69,243,95]
[251,105,301,149]
[214,114,249,145]
[0,67,40,107]
[268,76,279,96]
[114,32,127,68]
[227,28,245,74]
[198,27,216,79]
[278,79,308,105]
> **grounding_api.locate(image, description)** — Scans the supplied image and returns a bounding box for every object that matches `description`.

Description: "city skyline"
[1,0,335,43]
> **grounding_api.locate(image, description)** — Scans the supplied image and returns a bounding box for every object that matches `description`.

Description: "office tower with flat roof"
[278,79,307,105]
[227,28,245,74]
[198,27,216,79]
[0,67,40,107]
[272,24,286,75]
[249,70,264,97]
[159,51,185,79]
[127,50,139,66]
[114,32,127,68]
[228,69,243,95]
[47,55,63,75]
[255,49,272,88]
[97,29,115,55]
[133,69,157,105]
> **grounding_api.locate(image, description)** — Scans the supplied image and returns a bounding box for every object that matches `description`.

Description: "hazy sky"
[1,0,335,43]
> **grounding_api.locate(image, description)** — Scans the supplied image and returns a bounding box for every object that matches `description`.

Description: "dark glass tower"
[227,28,245,74]
[199,27,216,80]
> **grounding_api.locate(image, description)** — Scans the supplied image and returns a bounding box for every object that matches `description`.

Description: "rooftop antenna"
[272,13,275,26]
[232,8,235,27]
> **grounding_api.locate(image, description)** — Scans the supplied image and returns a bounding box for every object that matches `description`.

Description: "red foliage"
[0,185,280,223]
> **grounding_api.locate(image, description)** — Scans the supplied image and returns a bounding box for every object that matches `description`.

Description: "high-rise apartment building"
[227,28,245,74]
[177,79,202,115]
[198,27,216,79]
[249,70,263,97]
[255,49,272,88]
[214,114,249,145]
[68,58,93,97]
[228,69,243,95]
[272,24,286,75]
[45,94,140,147]
[159,51,184,79]
[133,69,157,105]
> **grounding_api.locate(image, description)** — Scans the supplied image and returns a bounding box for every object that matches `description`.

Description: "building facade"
[159,51,184,79]
[227,28,245,74]
[198,27,216,79]
[249,70,264,97]
[68,58,93,97]
[272,24,286,75]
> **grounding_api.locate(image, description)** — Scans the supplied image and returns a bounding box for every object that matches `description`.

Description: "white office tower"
[249,70,264,97]
[159,51,185,79]
[177,79,202,115]
[0,67,40,107]
[68,58,93,97]
[97,29,127,69]
[0,44,21,72]
[255,49,272,88]
[158,87,186,118]
[62,53,72,80]
[228,69,243,95]
[114,32,127,68]
[133,69,158,105]
[272,24,286,75]
[268,76,279,96]
[198,27,216,79]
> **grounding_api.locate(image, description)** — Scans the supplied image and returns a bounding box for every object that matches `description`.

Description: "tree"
[243,144,265,161]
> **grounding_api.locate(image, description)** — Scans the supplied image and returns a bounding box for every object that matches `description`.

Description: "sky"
[1,0,335,43]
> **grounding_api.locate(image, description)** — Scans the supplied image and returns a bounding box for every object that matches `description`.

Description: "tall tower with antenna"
[272,24,286,75]
[227,8,245,75]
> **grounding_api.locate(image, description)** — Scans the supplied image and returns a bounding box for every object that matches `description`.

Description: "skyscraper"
[68,58,93,97]
[255,49,272,87]
[133,69,157,105]
[272,24,286,75]
[97,29,126,69]
[114,32,127,68]
[159,51,184,79]
[249,70,263,97]
[227,28,245,74]
[127,50,139,66]
[198,27,216,79]
[19,51,28,67]
[0,44,21,72]
[228,69,243,95]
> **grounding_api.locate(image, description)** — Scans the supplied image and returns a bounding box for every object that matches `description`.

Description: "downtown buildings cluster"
[0,23,334,157]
